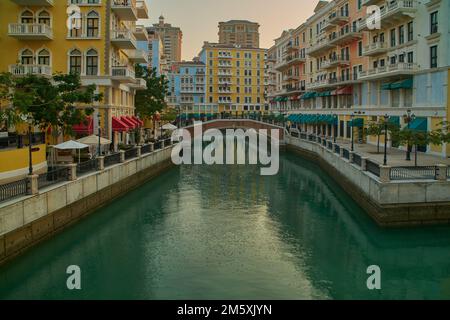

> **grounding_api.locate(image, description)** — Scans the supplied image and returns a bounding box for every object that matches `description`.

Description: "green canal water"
[1,152,450,299]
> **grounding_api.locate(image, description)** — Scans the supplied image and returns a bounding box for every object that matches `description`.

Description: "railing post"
[149,142,154,152]
[379,165,391,183]
[161,140,165,149]
[349,151,354,163]
[119,150,126,163]
[136,146,142,158]
[27,174,39,195]
[97,156,105,171]
[67,164,77,181]
[361,157,369,171]
[339,147,344,158]
[436,164,448,181]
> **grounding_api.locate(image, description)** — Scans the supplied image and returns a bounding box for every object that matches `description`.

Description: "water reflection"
[1,152,450,299]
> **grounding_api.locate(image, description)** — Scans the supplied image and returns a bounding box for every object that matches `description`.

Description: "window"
[407,22,413,41]
[38,11,51,26]
[69,49,82,74]
[87,11,99,37]
[407,52,414,63]
[21,10,34,24]
[21,49,33,65]
[399,25,404,45]
[390,29,396,47]
[85,49,98,75]
[37,49,50,65]
[430,11,438,34]
[358,41,362,57]
[430,45,438,68]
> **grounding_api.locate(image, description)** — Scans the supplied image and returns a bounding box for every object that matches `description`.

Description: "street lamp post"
[350,113,355,152]
[28,122,33,175]
[383,114,389,166]
[404,109,415,161]
[98,114,101,157]
[333,114,337,143]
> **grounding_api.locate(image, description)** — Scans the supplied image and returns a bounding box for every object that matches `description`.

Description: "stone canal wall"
[0,145,175,265]
[287,136,450,227]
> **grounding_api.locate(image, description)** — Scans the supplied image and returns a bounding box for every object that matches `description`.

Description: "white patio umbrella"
[162,123,177,131]
[54,140,89,164]
[77,135,112,145]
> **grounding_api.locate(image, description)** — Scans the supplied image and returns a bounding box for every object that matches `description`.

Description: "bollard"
[67,164,77,181]
[361,157,369,171]
[119,150,126,163]
[349,151,354,163]
[27,174,39,195]
[97,156,105,171]
[436,164,448,181]
[379,165,391,183]
[136,146,142,157]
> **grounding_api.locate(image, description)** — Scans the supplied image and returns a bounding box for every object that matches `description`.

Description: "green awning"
[390,78,413,90]
[302,92,317,99]
[409,117,427,131]
[317,91,331,97]
[388,116,400,126]
[381,83,392,90]
[350,118,364,128]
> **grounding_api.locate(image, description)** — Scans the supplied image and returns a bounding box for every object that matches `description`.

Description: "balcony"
[218,53,232,59]
[218,99,232,104]
[218,90,233,94]
[10,0,53,5]
[133,25,148,41]
[321,20,336,32]
[218,63,232,68]
[358,63,418,80]
[218,71,232,76]
[125,49,148,63]
[329,25,362,46]
[8,23,53,40]
[359,0,417,31]
[111,0,138,21]
[283,74,300,82]
[328,10,349,25]
[363,42,388,56]
[111,29,137,49]
[129,78,147,90]
[136,0,149,19]
[306,74,359,90]
[362,0,382,6]
[307,39,335,56]
[111,66,136,82]
[9,64,52,77]
[320,56,350,70]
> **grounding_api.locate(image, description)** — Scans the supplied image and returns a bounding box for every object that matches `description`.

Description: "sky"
[140,0,319,60]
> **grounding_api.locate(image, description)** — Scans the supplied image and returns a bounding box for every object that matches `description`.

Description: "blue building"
[167,61,214,118]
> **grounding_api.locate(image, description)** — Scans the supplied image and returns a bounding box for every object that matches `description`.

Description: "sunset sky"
[141,0,319,60]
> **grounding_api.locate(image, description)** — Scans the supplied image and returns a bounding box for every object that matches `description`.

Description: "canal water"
[1,152,450,299]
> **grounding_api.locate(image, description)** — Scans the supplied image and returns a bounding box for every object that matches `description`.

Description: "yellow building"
[199,42,266,115]
[0,0,149,182]
[0,0,148,142]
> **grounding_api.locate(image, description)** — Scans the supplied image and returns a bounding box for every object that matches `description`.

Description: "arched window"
[37,49,50,65]
[86,11,99,37]
[37,10,50,26]
[21,49,34,65]
[85,49,98,76]
[69,49,82,74]
[21,10,34,24]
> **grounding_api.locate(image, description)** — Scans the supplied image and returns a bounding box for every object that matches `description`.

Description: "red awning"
[337,86,353,95]
[121,116,137,129]
[132,116,144,127]
[126,116,140,127]
[73,116,94,135]
[112,117,130,132]
[331,90,338,96]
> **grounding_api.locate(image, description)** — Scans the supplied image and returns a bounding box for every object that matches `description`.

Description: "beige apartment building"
[147,15,182,65]
[218,20,260,48]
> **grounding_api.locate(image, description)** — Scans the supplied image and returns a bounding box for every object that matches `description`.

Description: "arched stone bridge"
[183,119,286,140]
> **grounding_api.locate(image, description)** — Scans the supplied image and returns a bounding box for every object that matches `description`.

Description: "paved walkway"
[335,138,450,167]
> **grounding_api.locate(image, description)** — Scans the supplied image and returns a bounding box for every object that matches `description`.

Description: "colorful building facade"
[269,0,450,157]
[0,0,149,182]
